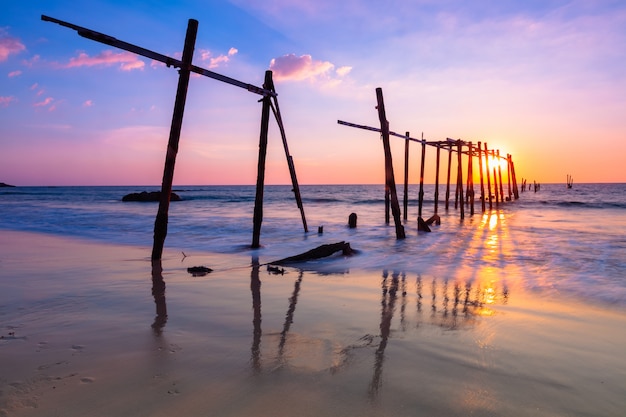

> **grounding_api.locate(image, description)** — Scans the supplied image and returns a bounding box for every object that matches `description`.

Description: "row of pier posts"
[339,87,521,239]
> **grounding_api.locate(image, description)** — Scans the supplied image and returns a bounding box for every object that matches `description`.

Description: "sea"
[1,183,625,306]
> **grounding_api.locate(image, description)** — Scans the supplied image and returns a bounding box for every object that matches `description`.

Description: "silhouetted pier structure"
[43,15,308,259]
[339,88,520,235]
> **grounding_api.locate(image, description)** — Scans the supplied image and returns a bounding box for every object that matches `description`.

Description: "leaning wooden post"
[375,88,405,239]
[268,84,308,233]
[151,19,198,261]
[418,133,426,219]
[403,132,410,221]
[434,144,441,215]
[484,142,493,210]
[251,71,274,248]
[492,150,500,206]
[497,150,505,202]
[445,143,453,210]
[456,140,465,220]
[477,141,486,212]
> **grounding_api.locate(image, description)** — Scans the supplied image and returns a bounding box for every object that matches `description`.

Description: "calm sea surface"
[1,183,625,305]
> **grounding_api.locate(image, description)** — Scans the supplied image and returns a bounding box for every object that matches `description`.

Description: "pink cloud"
[269,53,336,81]
[22,54,40,68]
[0,35,25,62]
[199,47,238,69]
[8,70,22,77]
[63,50,145,71]
[83,100,94,107]
[34,97,54,107]
[0,96,17,107]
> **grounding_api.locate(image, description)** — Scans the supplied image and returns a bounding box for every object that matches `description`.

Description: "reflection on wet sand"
[152,260,510,402]
[151,259,167,336]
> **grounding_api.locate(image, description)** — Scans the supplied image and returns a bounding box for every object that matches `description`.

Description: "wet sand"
[1,231,625,417]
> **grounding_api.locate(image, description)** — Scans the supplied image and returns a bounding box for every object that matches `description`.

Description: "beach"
[1,230,625,417]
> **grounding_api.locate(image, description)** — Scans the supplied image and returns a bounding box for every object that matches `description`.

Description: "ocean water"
[1,183,625,306]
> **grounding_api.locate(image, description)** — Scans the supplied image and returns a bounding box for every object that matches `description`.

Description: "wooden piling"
[467,142,475,216]
[151,19,198,261]
[251,70,274,248]
[375,88,405,239]
[492,150,500,206]
[445,143,453,210]
[434,144,441,215]
[497,150,504,202]
[506,153,512,201]
[418,133,426,219]
[510,155,519,199]
[456,140,465,220]
[403,132,409,221]
[477,141,486,212]
[483,142,493,210]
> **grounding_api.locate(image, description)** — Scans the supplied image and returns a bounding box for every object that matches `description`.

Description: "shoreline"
[1,231,625,416]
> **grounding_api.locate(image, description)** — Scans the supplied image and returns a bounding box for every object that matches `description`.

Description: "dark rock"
[0,182,15,187]
[187,266,213,277]
[122,191,181,202]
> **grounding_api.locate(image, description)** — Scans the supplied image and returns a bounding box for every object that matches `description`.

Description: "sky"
[1,0,625,186]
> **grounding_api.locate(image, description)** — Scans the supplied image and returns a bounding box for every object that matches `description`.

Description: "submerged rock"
[122,191,181,202]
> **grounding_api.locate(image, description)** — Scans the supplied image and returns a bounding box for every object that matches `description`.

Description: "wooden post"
[445,143,453,211]
[477,141,486,212]
[456,140,465,220]
[497,150,504,202]
[151,19,198,261]
[418,133,426,219]
[467,142,474,216]
[434,144,441,215]
[492,150,500,206]
[251,71,273,248]
[484,142,493,210]
[510,155,519,199]
[403,132,409,221]
[506,153,512,201]
[375,88,405,239]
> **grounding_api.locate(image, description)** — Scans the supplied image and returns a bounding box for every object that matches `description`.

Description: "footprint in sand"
[80,377,95,384]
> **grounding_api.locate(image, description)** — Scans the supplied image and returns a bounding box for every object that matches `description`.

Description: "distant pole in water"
[152,19,198,261]
[252,71,274,248]
[375,88,405,239]
[403,132,410,221]
[477,141,486,212]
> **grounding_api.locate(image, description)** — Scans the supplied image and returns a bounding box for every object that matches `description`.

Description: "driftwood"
[271,241,355,265]
[417,216,431,232]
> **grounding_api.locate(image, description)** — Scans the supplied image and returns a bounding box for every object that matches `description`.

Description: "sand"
[1,230,625,417]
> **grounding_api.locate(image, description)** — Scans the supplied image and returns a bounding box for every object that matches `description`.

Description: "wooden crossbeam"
[41,15,275,97]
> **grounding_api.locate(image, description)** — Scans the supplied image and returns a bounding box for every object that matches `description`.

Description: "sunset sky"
[2,0,625,186]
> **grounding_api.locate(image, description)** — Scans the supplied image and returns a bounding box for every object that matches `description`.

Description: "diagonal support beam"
[41,15,275,97]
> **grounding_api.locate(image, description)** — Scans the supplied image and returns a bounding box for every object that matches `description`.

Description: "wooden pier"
[339,88,520,234]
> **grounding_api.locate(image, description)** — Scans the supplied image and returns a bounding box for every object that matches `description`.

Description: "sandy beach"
[1,230,625,417]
